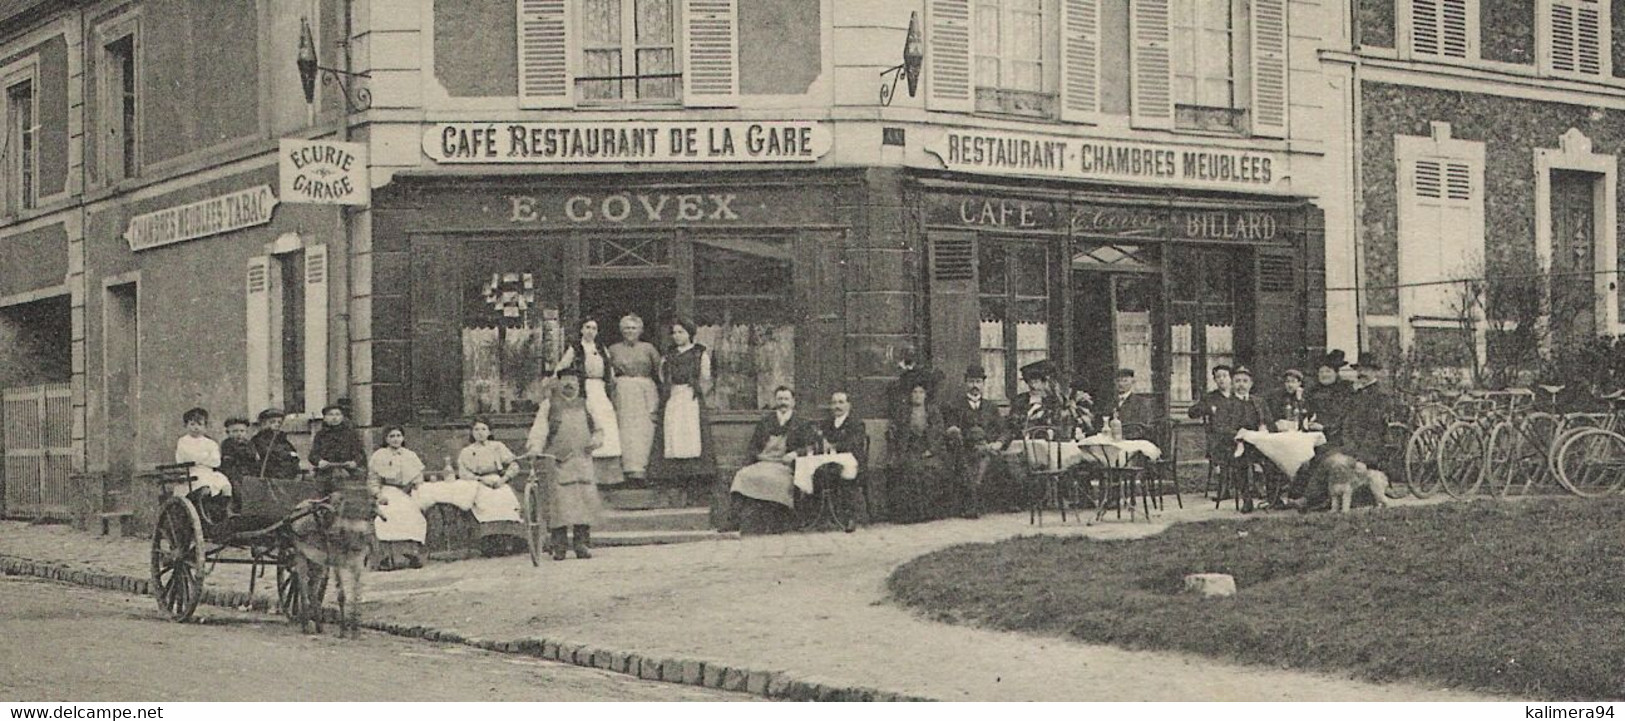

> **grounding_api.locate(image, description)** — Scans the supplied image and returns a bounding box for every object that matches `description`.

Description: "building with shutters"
[2,0,1353,525]
[0,0,353,525]
[1326,0,1625,375]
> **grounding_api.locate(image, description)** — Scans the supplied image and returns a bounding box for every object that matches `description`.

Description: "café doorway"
[1070,243,1161,401]
[579,276,677,348]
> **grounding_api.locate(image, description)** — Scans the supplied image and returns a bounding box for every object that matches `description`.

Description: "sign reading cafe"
[423,121,832,164]
[923,130,1287,192]
[124,185,278,252]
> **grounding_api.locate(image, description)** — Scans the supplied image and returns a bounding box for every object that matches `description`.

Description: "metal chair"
[1076,440,1150,522]
[1122,420,1182,510]
[1020,426,1070,525]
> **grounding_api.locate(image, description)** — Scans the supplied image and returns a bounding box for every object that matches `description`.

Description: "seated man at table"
[1230,367,1275,511]
[1107,368,1159,436]
[942,364,1008,518]
[1011,360,1072,437]
[730,386,821,533]
[1270,368,1310,431]
[812,391,868,528]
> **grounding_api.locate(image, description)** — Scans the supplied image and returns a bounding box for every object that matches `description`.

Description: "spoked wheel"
[150,497,206,622]
[1405,424,1445,498]
[1484,422,1521,499]
[1517,413,1562,495]
[1554,428,1625,498]
[276,541,306,622]
[1383,422,1413,499]
[522,482,545,568]
[1436,421,1486,498]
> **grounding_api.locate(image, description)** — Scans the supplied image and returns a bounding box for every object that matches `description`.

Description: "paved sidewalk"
[0,500,1497,701]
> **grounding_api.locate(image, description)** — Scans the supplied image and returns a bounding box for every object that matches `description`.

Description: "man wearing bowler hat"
[942,364,1007,518]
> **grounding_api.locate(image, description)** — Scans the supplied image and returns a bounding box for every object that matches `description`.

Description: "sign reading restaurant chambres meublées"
[124,185,279,252]
[923,129,1286,192]
[423,121,832,164]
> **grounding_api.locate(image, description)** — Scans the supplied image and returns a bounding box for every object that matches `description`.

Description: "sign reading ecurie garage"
[923,130,1286,191]
[123,185,279,252]
[280,138,369,206]
[424,121,832,164]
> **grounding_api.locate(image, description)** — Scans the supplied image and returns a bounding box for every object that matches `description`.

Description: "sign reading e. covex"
[923,130,1286,192]
[424,121,832,164]
[124,185,278,252]
[280,138,369,206]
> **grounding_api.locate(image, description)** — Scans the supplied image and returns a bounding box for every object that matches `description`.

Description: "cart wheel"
[276,542,306,622]
[150,497,205,622]
[523,482,544,568]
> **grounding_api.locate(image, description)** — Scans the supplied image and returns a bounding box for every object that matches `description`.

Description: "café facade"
[368,120,1327,470]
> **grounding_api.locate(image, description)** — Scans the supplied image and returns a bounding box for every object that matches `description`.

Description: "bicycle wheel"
[1383,422,1413,499]
[1436,421,1486,498]
[1405,423,1445,498]
[1519,412,1562,494]
[1484,421,1520,499]
[522,482,544,568]
[1554,428,1625,498]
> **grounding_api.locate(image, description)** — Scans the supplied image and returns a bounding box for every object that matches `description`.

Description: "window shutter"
[928,232,979,386]
[517,0,574,109]
[1253,248,1304,385]
[411,236,462,422]
[1129,0,1174,129]
[682,0,739,107]
[1549,0,1608,75]
[1059,0,1103,122]
[303,244,330,417]
[1250,0,1289,138]
[245,256,272,414]
[925,0,975,113]
[1412,0,1471,58]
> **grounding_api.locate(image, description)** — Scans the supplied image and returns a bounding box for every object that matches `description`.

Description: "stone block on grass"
[1183,573,1237,598]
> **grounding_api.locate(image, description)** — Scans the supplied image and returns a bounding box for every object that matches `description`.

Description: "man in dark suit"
[1107,368,1160,436]
[1346,360,1399,473]
[813,390,869,529]
[1269,368,1310,431]
[942,364,1007,518]
[1187,364,1236,461]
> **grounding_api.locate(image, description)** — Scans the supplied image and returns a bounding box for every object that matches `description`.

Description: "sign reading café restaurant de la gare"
[424,120,832,164]
[924,129,1287,192]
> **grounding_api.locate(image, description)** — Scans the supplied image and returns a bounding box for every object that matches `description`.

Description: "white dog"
[1319,452,1391,513]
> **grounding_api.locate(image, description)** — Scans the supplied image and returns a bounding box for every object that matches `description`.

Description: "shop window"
[974,0,1052,117]
[518,0,738,109]
[3,75,36,215]
[1540,0,1611,78]
[1170,247,1240,407]
[693,238,795,411]
[460,239,567,416]
[978,241,1051,402]
[100,22,140,183]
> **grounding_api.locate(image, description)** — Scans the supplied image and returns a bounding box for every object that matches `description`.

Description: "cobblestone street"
[1,502,1498,701]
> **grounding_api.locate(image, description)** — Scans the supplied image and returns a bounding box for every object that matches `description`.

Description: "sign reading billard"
[424,121,832,164]
[923,130,1286,191]
[124,185,279,252]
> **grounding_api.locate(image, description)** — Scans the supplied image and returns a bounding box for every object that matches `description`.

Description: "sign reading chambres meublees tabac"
[123,185,279,252]
[423,121,832,164]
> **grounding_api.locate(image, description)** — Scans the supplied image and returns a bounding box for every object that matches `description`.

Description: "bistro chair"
[1020,426,1070,526]
[1122,420,1182,510]
[1076,439,1150,522]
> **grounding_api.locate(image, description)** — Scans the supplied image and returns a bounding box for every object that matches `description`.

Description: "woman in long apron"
[607,314,662,483]
[368,426,426,570]
[656,319,717,483]
[556,319,623,483]
[456,417,525,556]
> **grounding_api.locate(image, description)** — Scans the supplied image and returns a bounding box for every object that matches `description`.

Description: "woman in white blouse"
[457,417,525,556]
[368,426,426,570]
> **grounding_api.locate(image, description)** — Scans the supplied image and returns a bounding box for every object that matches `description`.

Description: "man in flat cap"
[1270,368,1310,431]
[942,364,1007,518]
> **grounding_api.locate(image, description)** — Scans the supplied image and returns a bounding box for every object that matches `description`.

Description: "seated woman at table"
[368,426,426,571]
[729,386,820,534]
[457,417,526,556]
[887,381,949,524]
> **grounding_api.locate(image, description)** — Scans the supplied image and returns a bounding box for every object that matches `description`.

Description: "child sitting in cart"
[174,408,233,512]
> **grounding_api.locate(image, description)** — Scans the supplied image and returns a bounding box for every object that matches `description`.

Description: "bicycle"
[1482,386,1565,499]
[1435,390,1531,498]
[1550,391,1625,498]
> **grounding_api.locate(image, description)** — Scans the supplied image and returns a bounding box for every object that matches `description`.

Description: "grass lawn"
[887,498,1625,700]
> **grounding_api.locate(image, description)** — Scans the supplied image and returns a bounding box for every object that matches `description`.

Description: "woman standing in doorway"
[608,314,662,483]
[658,318,717,483]
[556,319,623,480]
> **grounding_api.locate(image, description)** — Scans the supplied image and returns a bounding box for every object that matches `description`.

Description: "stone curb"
[0,553,930,702]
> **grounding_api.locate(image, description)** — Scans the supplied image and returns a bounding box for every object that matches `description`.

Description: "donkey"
[288,491,372,639]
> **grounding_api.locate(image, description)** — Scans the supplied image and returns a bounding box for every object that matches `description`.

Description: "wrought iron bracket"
[879,64,909,107]
[317,65,372,112]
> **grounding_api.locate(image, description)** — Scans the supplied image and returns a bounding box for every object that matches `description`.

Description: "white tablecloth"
[1009,436,1162,471]
[792,452,860,494]
[1235,429,1326,479]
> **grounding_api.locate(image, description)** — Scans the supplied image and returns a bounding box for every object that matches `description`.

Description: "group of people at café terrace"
[726,345,1398,530]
